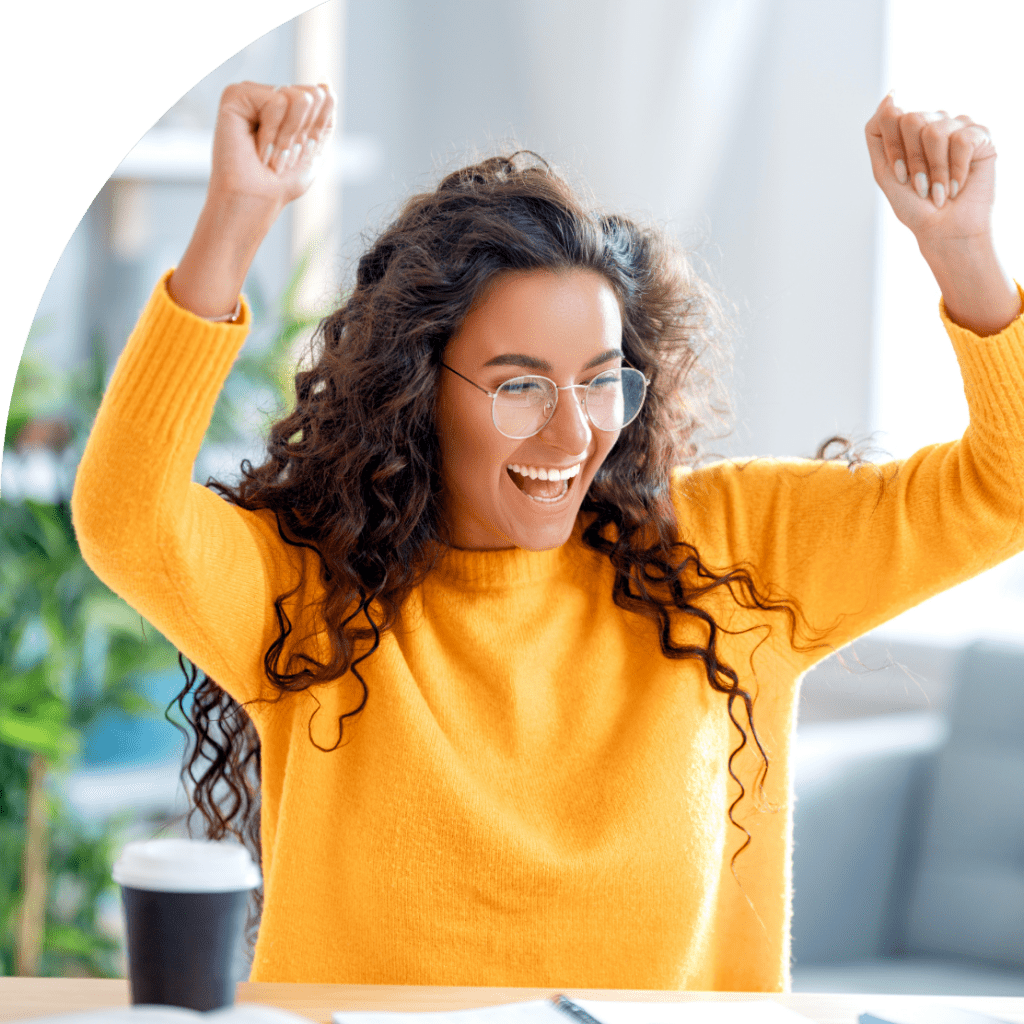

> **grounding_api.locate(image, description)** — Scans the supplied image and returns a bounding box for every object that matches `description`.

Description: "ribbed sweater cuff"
[101,268,251,451]
[941,278,1024,440]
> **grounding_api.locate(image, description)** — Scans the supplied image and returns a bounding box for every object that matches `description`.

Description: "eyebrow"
[482,348,623,373]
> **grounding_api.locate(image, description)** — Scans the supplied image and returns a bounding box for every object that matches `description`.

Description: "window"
[869,0,1024,645]
[872,0,1024,458]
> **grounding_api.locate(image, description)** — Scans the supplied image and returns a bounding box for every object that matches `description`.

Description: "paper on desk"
[575,1002,817,1024]
[333,998,818,1024]
[861,1007,1017,1024]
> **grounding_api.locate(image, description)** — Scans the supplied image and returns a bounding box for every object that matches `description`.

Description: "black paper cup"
[113,839,261,1012]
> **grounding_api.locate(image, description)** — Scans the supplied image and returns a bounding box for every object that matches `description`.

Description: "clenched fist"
[209,80,336,208]
[865,92,997,247]
[865,92,1019,337]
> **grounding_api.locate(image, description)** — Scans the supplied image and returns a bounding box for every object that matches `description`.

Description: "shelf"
[111,127,383,185]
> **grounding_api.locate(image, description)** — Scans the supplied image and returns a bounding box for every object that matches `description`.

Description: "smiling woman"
[70,80,1024,992]
[435,270,628,550]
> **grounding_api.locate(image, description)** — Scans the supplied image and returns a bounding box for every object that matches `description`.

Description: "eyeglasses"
[442,362,650,439]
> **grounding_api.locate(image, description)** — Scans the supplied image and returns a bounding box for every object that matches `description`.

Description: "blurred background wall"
[4,0,1024,992]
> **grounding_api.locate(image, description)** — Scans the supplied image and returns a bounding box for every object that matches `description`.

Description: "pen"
[551,995,607,1024]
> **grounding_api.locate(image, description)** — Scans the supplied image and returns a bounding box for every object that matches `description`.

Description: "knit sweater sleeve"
[70,270,306,711]
[673,281,1024,663]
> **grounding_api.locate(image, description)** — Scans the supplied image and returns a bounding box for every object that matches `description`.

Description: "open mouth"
[506,466,576,503]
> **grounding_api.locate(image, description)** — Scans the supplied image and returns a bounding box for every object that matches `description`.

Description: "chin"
[506,510,579,551]
[514,531,571,552]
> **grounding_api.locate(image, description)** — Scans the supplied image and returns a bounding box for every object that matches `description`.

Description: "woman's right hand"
[209,81,335,209]
[168,81,335,320]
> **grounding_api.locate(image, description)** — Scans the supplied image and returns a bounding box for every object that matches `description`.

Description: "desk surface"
[3,981,1024,1024]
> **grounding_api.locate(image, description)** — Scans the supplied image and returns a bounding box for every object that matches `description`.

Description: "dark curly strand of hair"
[170,150,876,940]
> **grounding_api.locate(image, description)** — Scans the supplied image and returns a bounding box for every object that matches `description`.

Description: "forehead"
[447,268,623,367]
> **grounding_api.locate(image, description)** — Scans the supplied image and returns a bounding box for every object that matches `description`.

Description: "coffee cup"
[112,838,261,1012]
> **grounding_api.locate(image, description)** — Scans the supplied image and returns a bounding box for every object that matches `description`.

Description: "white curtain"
[519,0,889,459]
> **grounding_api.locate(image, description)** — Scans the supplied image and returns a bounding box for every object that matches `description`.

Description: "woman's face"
[435,267,625,551]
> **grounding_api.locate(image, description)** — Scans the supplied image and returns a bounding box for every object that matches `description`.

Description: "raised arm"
[867,91,1020,335]
[170,81,335,317]
[676,94,1024,662]
[71,82,336,705]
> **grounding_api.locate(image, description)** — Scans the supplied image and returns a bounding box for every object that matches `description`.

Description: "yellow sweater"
[72,270,1024,991]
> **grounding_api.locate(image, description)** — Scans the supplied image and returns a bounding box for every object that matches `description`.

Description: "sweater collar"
[429,516,597,589]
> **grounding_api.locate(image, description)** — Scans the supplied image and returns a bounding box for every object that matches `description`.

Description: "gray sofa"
[790,640,1024,993]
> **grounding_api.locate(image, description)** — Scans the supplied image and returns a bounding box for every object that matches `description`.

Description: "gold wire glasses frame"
[441,362,651,439]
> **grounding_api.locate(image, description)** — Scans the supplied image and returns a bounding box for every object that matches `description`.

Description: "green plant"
[0,251,329,977]
[0,740,128,978]
[0,489,184,977]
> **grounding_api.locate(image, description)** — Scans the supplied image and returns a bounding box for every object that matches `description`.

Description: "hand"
[168,81,335,319]
[865,93,996,248]
[209,80,336,210]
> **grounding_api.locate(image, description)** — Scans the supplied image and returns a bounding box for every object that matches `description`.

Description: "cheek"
[436,388,504,477]
[435,382,467,463]
[596,427,621,461]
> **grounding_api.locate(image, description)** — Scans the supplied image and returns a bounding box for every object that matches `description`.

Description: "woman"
[72,80,1024,990]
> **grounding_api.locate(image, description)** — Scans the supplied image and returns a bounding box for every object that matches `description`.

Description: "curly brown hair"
[171,150,864,941]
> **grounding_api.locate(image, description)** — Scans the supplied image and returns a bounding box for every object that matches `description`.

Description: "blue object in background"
[80,669,188,768]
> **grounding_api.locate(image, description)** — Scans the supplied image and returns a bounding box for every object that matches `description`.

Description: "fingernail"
[950,179,959,199]
[303,137,317,160]
[275,147,291,174]
[932,181,946,208]
[914,172,929,199]
[262,143,274,166]
[894,159,907,184]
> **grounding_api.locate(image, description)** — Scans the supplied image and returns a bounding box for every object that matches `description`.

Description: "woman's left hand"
[865,93,997,248]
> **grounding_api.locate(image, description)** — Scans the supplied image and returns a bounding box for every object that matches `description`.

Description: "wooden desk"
[3,980,1024,1024]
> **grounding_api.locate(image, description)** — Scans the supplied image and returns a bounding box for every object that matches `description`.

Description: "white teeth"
[507,463,582,481]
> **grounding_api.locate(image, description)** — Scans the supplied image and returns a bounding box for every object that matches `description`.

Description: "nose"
[539,384,592,453]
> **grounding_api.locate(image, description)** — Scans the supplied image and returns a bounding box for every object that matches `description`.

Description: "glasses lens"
[585,368,647,430]
[493,376,557,438]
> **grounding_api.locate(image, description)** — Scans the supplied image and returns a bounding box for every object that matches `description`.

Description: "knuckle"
[899,110,923,126]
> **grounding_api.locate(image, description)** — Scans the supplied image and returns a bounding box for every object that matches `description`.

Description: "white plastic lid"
[112,838,262,893]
